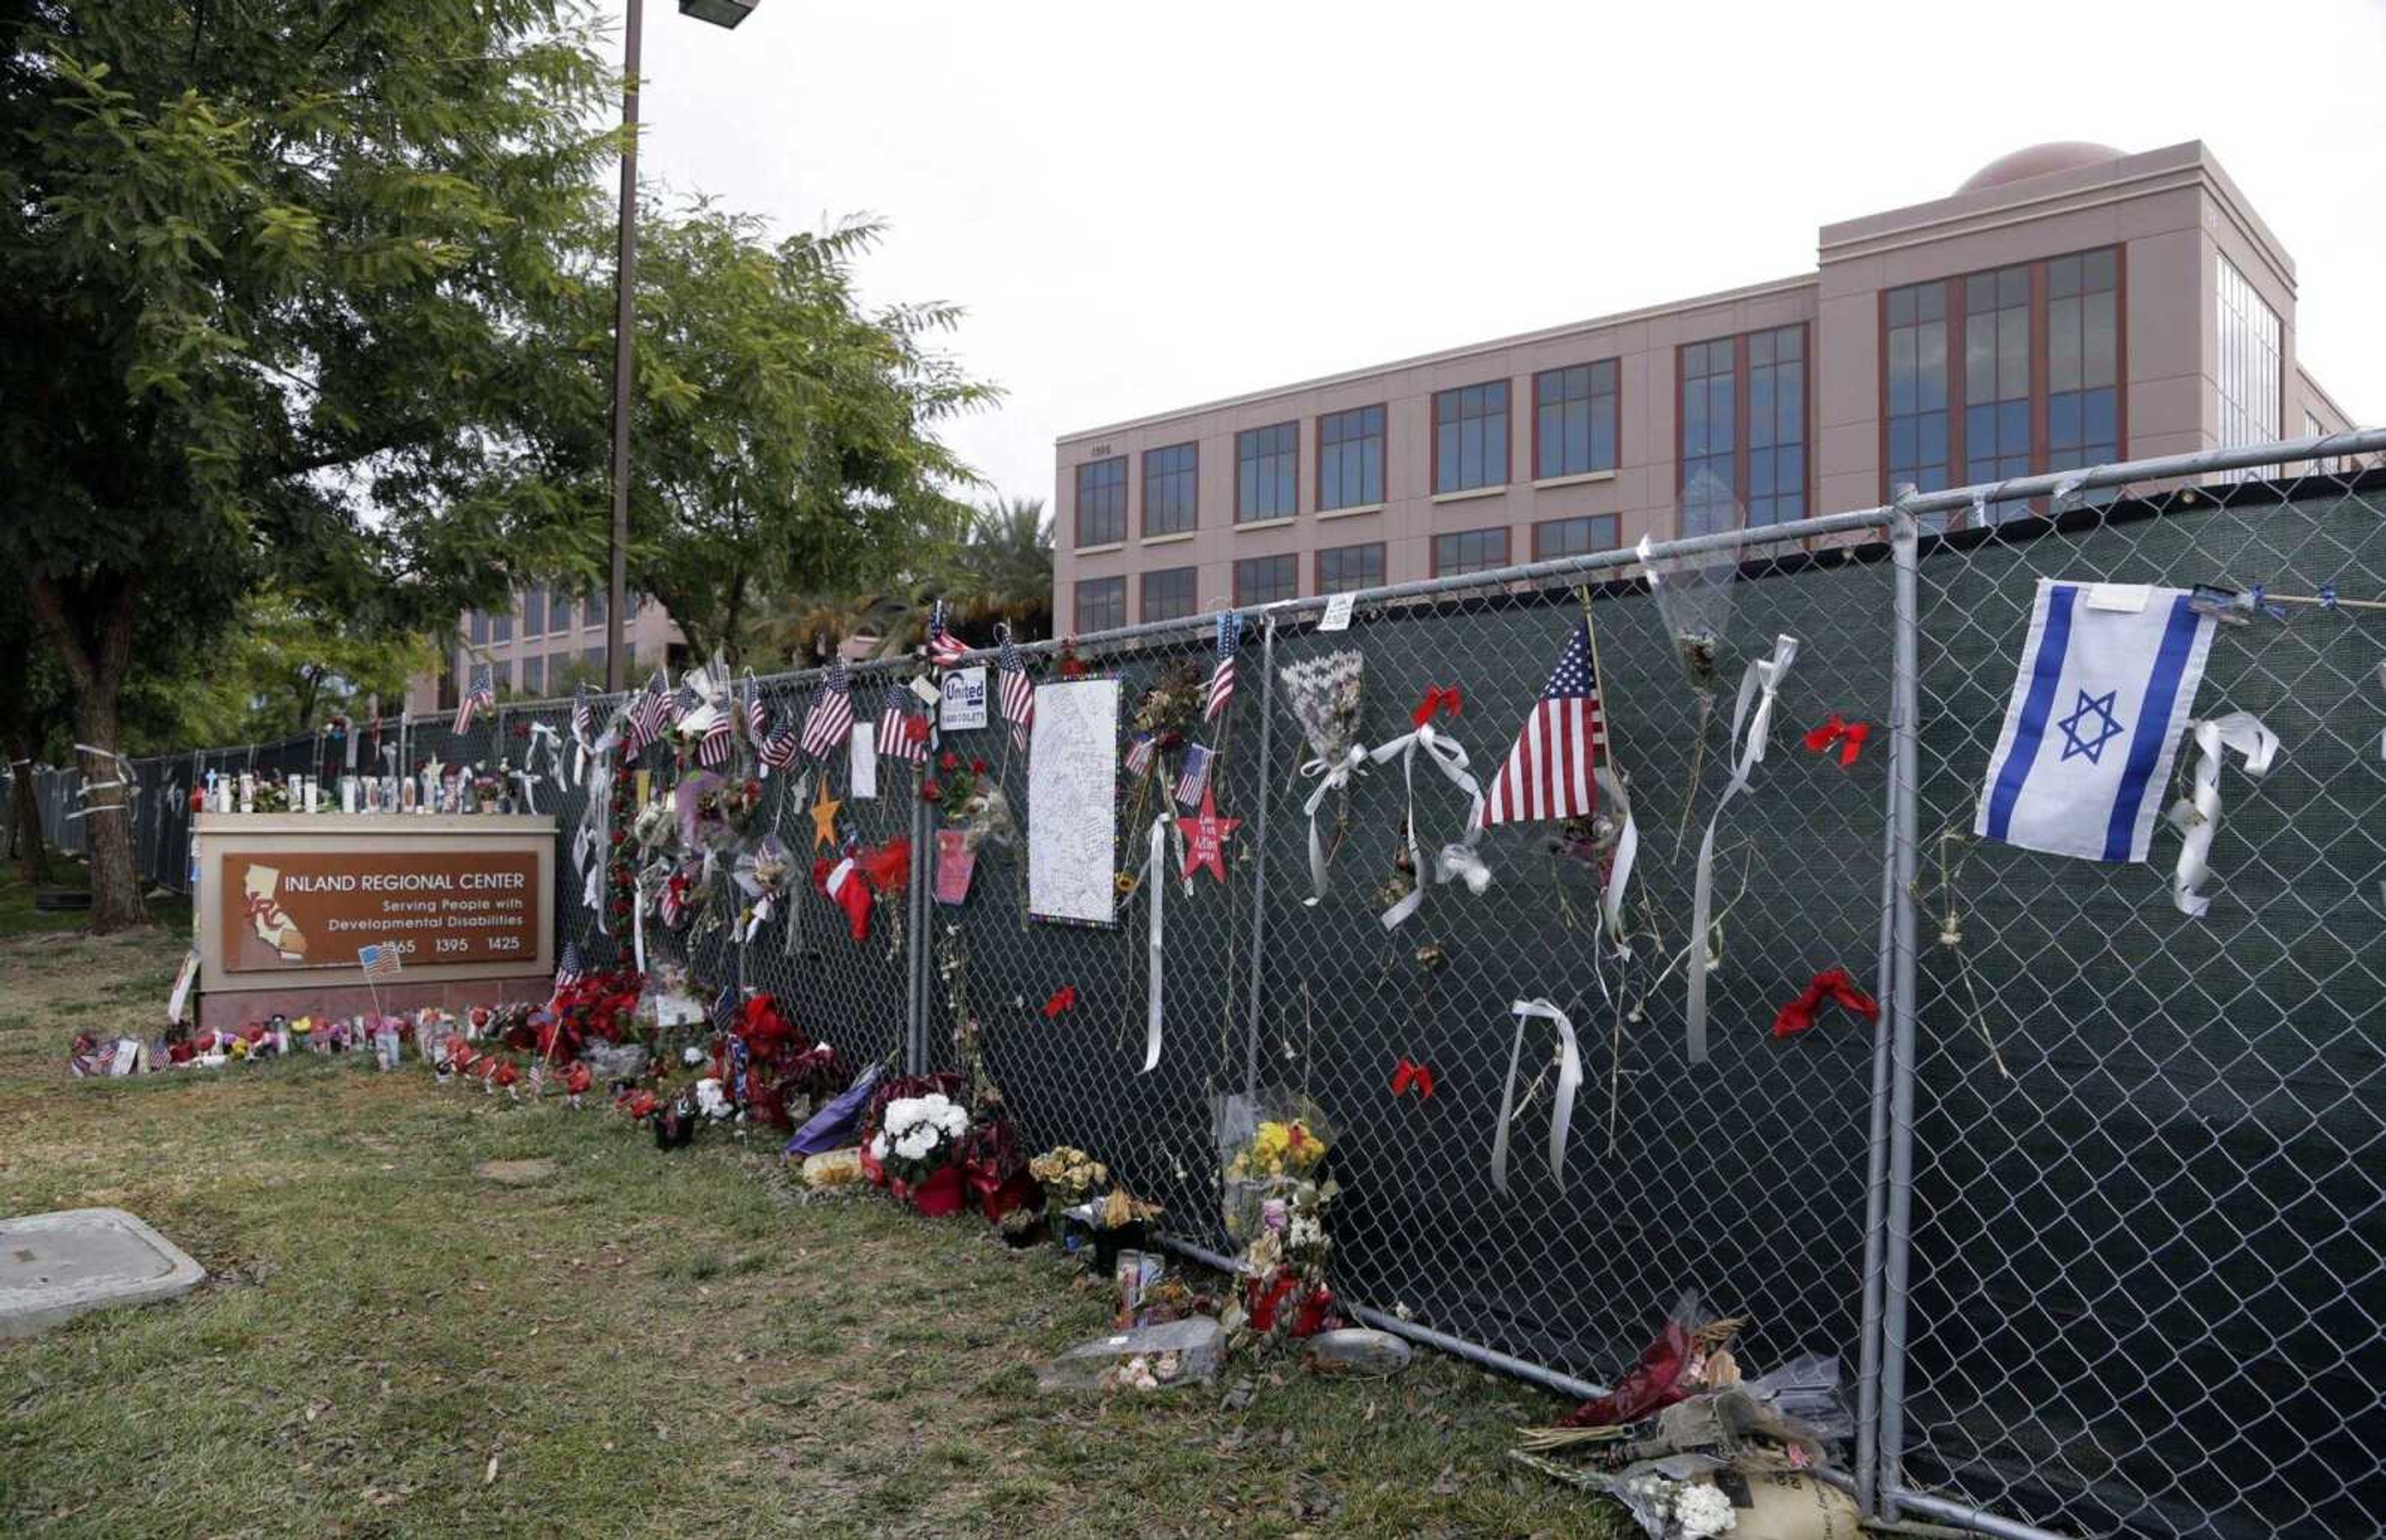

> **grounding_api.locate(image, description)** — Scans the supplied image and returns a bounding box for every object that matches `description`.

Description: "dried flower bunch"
[1028,1145,1110,1207]
[1130,660,1208,744]
[1276,649,1366,767]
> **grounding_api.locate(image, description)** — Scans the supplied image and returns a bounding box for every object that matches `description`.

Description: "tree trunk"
[69,683,147,930]
[26,573,147,931]
[9,728,49,886]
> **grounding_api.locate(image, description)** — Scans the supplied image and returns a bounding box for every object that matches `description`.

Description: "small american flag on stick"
[1483,619,1606,826]
[926,600,969,669]
[877,695,927,763]
[626,670,672,755]
[800,660,854,759]
[996,624,1035,752]
[554,939,583,991]
[698,704,733,767]
[454,663,495,734]
[1203,611,1241,723]
[359,943,404,982]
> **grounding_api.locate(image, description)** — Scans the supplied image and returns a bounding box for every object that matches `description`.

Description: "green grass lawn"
[0,898,1625,1538]
[0,849,191,939]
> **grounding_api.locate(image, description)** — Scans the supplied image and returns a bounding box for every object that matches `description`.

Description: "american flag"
[926,600,969,669]
[572,683,595,744]
[454,663,495,734]
[996,624,1035,752]
[1175,742,1213,808]
[1125,734,1156,776]
[698,701,733,767]
[800,660,854,759]
[877,695,928,763]
[1203,611,1242,723]
[358,943,404,981]
[626,670,672,755]
[757,713,803,772]
[554,939,583,991]
[1483,619,1606,826]
[743,672,767,744]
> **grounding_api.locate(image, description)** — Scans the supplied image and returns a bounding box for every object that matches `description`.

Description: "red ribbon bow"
[1412,686,1464,727]
[1041,985,1077,1019]
[1391,1056,1437,1099]
[1771,967,1882,1039]
[1803,714,1871,767]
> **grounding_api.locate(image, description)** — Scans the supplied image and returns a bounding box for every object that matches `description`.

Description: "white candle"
[341,777,358,814]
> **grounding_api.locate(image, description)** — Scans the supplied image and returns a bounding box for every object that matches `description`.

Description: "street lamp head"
[679,0,759,26]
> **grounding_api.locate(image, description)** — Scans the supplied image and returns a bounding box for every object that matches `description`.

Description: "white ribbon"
[1137,813,1176,1073]
[1492,998,1583,1195]
[1297,745,1369,905]
[2167,712,2279,918]
[1684,634,1801,1063]
[1367,721,1488,929]
[2375,662,2385,762]
[1595,766,1640,950]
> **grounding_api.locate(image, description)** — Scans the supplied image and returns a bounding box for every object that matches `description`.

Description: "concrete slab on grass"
[0,1207,207,1337]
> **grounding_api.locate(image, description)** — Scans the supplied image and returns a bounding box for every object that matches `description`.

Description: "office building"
[1053,141,2359,630]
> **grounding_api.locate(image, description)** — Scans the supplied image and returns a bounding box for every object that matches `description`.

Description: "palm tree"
[736,497,1055,670]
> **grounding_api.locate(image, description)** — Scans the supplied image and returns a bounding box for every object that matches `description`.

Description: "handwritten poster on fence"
[1027,677,1118,926]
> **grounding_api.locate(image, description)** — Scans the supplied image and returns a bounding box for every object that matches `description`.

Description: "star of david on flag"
[1974,580,2216,863]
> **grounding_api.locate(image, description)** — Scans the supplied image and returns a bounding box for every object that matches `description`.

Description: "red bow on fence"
[1391,1056,1437,1099]
[1771,968,1881,1039]
[1041,985,1076,1019]
[1411,686,1464,727]
[1803,714,1870,767]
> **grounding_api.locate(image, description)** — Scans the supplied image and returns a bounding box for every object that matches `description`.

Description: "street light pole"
[604,0,644,694]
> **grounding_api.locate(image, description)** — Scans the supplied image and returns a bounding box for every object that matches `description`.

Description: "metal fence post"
[1855,526,1904,1518]
[1241,614,1279,1101]
[1876,506,1924,1518]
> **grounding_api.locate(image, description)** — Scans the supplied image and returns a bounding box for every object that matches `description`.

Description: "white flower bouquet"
[867,1091,971,1185]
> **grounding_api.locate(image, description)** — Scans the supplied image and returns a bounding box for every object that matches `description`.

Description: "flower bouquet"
[1030,1145,1110,1251]
[1219,1095,1339,1347]
[869,1091,971,1215]
[957,1112,1038,1223]
[1636,524,1740,851]
[1275,649,1366,901]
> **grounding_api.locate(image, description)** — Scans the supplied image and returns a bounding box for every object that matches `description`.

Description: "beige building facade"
[1053,141,2361,632]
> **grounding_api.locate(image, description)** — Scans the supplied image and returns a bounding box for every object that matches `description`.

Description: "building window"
[1141,565,1197,622]
[2215,255,2281,458]
[1317,405,1386,511]
[490,607,513,645]
[1075,457,1127,547]
[1433,380,1509,494]
[1678,338,1737,534]
[1315,542,1384,594]
[1965,266,2031,484]
[1074,576,1125,632]
[1878,247,2125,511]
[468,611,490,646]
[1236,423,1299,521]
[1535,362,1618,480]
[548,589,574,635]
[1234,554,1297,605]
[1433,526,1510,576]
[1141,443,1198,537]
[523,588,546,639]
[1884,283,1950,494]
[1680,327,1803,532]
[1533,514,1619,561]
[584,589,606,631]
[521,655,544,696]
[585,645,605,670]
[492,658,513,690]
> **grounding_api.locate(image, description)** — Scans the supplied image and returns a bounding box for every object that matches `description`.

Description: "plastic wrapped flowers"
[871,1092,970,1175]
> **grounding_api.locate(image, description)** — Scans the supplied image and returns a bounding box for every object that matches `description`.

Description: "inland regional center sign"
[219,847,544,973]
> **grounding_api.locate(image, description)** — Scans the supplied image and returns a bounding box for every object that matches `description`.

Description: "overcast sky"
[629,0,2386,511]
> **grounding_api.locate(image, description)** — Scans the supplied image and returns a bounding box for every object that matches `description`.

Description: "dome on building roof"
[1957,142,2127,194]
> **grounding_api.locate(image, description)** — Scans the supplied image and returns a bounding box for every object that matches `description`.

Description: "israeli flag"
[1975,580,2216,863]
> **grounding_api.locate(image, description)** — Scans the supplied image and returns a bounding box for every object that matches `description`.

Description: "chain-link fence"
[9,430,2380,1539]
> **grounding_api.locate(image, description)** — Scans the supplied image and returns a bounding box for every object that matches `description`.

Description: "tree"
[167,589,436,744]
[940,496,1054,642]
[0,1,616,928]
[618,201,997,668]
[0,588,69,884]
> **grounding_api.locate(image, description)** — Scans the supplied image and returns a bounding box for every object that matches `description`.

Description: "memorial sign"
[218,846,544,972]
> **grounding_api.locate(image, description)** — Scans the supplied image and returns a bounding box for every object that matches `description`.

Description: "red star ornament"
[1176,785,1240,884]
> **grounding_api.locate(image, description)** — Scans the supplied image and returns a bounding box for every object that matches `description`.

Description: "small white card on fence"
[907,675,941,708]
[1318,592,1356,633]
[849,720,879,800]
[940,665,989,731]
[2085,583,2152,613]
